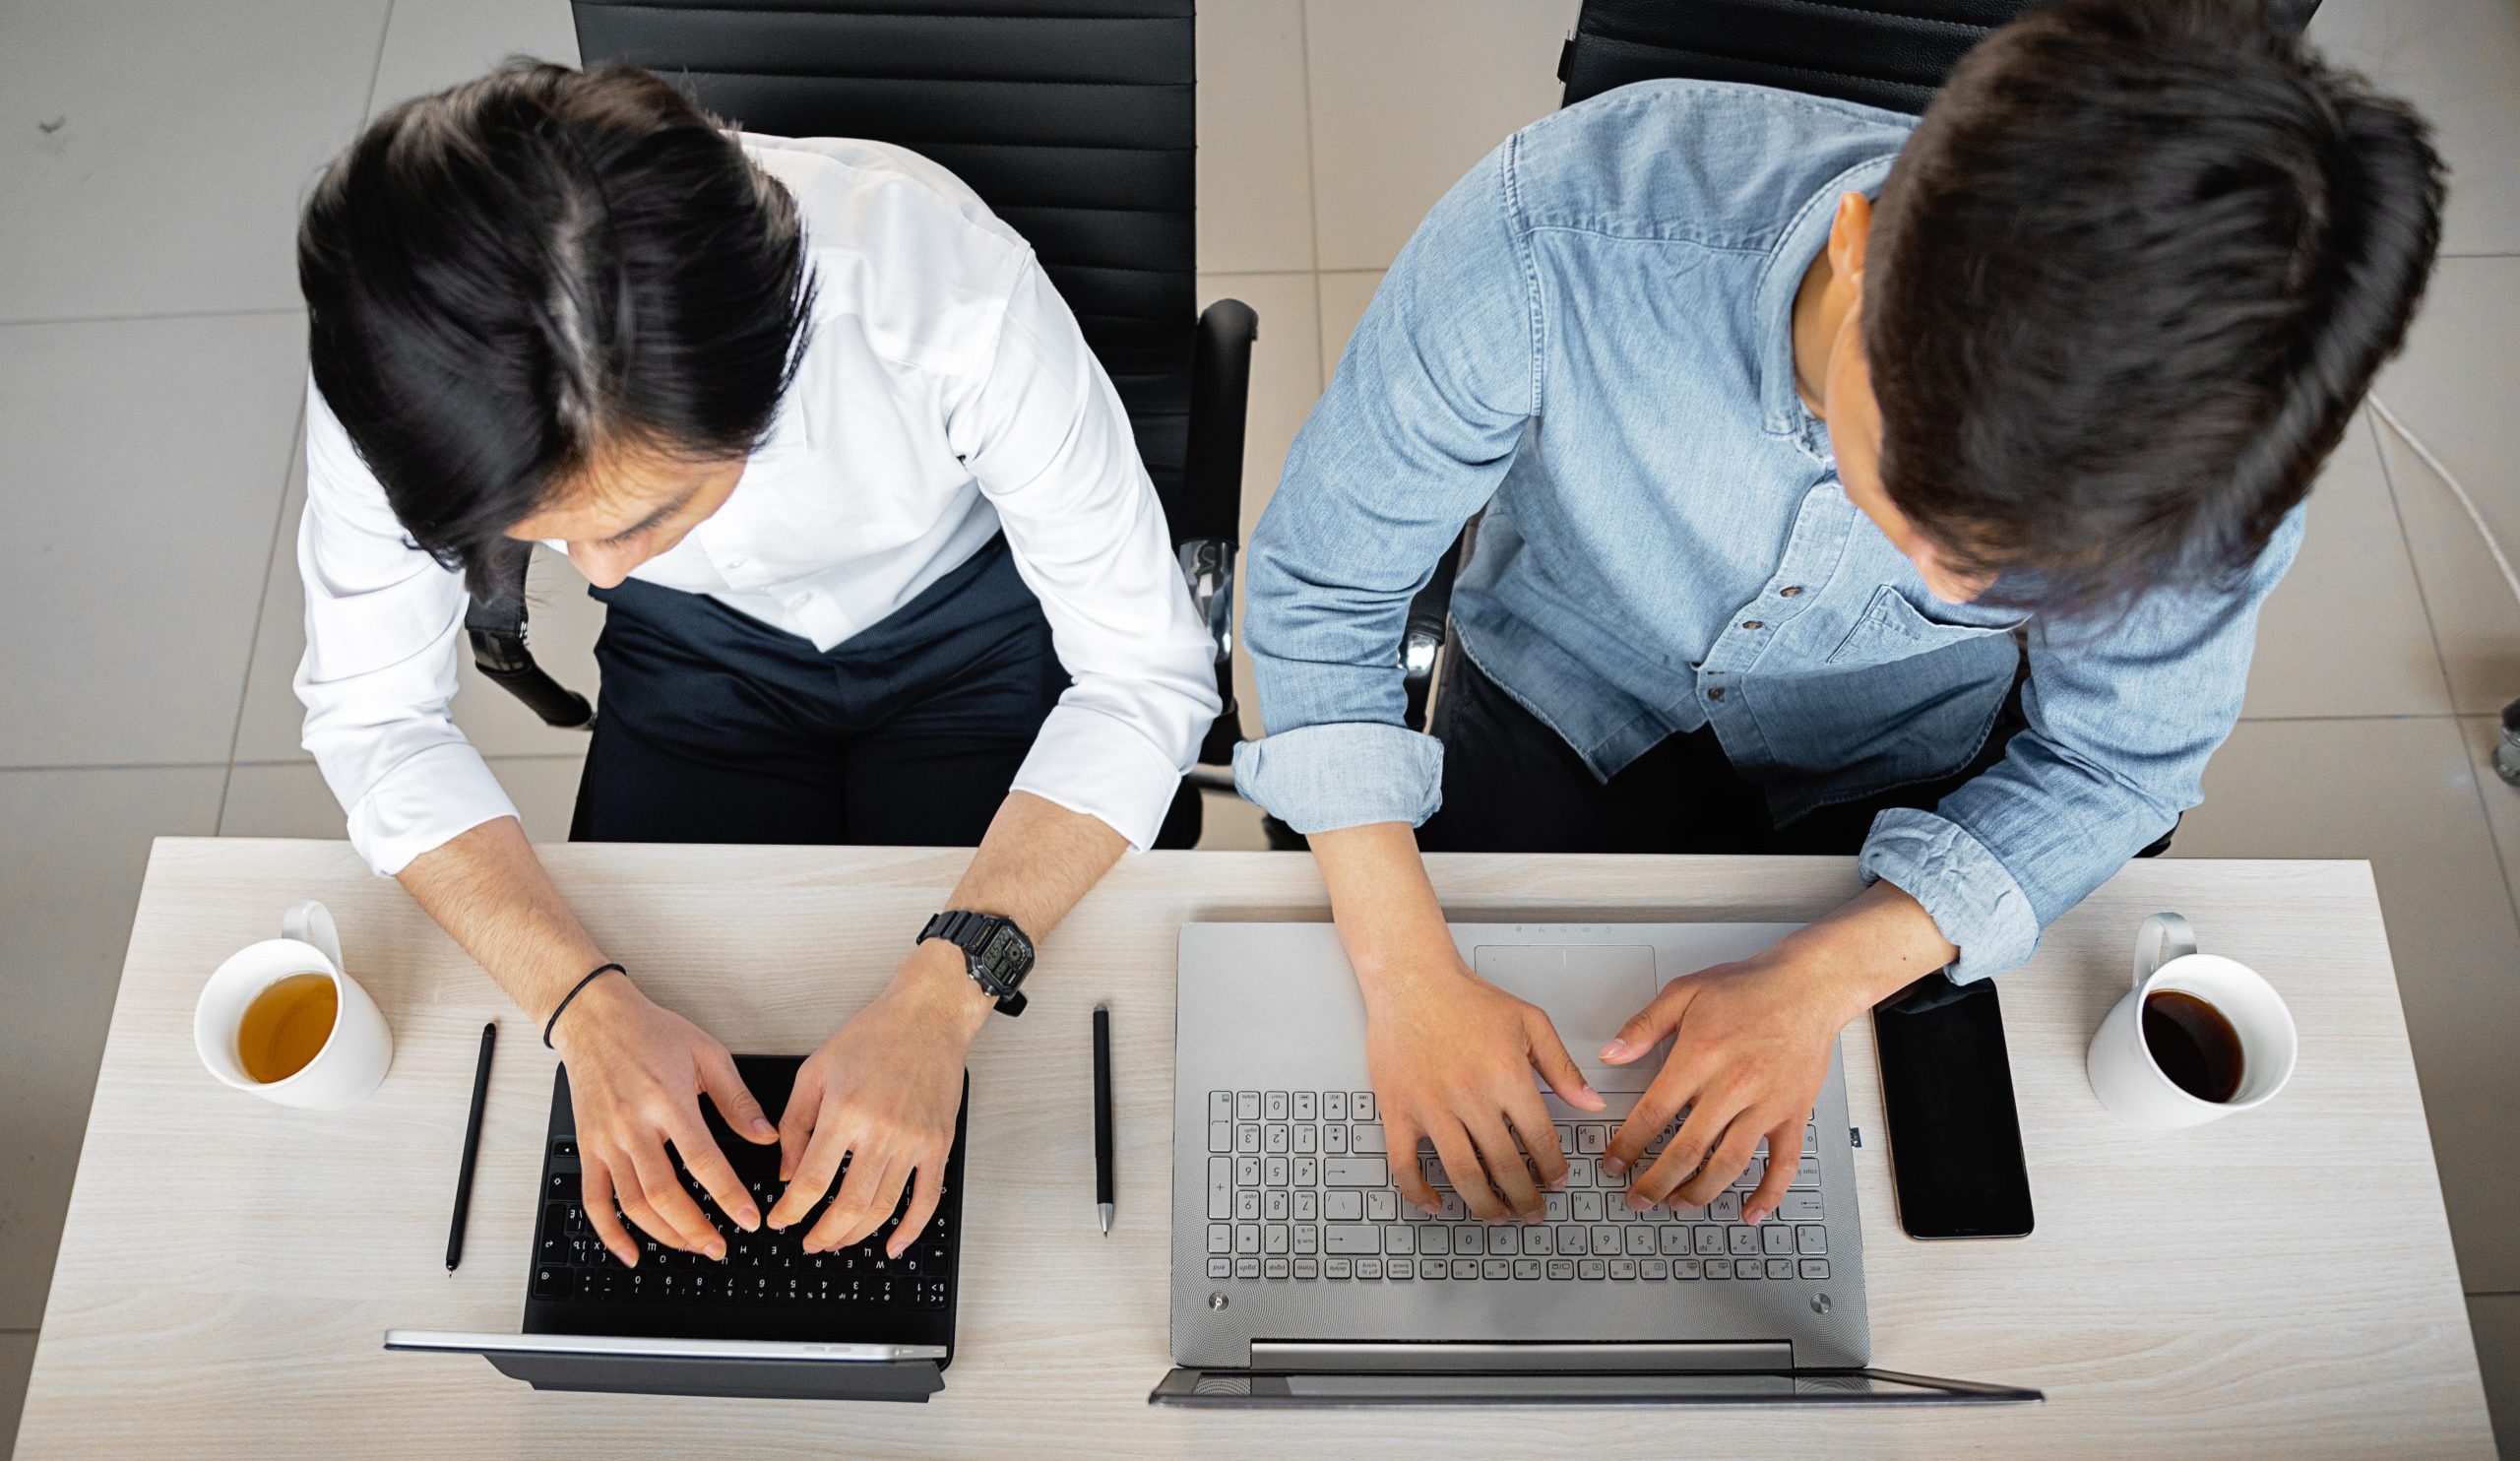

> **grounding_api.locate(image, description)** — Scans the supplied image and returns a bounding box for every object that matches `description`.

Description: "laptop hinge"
[1249,1341,1794,1373]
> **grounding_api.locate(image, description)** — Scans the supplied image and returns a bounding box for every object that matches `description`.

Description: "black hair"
[297,60,816,602]
[1865,0,2443,611]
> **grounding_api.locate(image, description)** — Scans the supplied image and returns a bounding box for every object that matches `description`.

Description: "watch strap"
[917,911,1032,1016]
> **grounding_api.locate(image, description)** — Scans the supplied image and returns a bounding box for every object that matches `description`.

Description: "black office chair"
[472,0,1255,844]
[1393,0,2320,726]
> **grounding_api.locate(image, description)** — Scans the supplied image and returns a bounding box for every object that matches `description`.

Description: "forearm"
[892,790,1132,1039]
[1772,879,1960,1024]
[395,815,610,1028]
[1309,822,1459,1003]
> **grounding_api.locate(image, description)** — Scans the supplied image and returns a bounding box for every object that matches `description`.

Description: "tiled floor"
[1,0,2514,1452]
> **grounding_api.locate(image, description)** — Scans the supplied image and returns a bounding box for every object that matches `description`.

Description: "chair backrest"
[571,0,1201,529]
[1558,0,2320,114]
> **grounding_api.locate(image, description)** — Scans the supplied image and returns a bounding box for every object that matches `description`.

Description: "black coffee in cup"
[2141,989,2245,1103]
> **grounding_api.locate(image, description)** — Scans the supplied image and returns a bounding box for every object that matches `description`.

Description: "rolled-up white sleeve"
[296,383,519,875]
[947,258,1222,849]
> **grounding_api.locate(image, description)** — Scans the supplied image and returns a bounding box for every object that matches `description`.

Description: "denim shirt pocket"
[1823,584,2025,668]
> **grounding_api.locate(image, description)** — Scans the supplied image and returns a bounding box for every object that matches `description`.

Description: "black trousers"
[570,535,1197,848]
[1417,649,2024,857]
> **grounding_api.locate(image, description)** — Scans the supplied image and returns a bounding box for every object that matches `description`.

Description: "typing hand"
[768,939,988,1259]
[549,976,777,1266]
[1599,943,1857,1225]
[1362,944,1606,1222]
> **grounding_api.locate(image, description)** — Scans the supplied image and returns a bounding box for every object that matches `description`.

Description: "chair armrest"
[1182,298,1258,545]
[1400,528,1467,731]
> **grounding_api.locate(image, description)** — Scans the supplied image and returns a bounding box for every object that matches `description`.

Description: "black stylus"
[1093,1002,1114,1236]
[446,1021,496,1273]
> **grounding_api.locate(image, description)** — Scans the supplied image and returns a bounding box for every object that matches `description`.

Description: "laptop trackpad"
[1472,945,1659,1094]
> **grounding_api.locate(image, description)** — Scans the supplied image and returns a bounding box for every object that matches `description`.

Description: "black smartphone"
[1869,970,2035,1240]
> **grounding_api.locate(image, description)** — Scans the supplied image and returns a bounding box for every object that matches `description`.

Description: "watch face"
[979,924,1031,981]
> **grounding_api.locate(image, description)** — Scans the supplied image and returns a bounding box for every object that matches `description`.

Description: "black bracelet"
[543,963,626,1049]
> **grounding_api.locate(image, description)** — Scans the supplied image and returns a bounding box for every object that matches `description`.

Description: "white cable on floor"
[2367,394,2520,610]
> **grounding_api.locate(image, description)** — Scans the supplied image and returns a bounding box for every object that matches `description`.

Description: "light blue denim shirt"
[1232,81,2302,981]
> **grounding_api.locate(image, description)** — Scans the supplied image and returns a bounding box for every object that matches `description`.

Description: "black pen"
[446,1021,496,1273]
[1094,1002,1114,1236]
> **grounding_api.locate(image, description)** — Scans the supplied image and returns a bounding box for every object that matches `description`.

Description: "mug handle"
[283,900,345,974]
[2133,912,2197,989]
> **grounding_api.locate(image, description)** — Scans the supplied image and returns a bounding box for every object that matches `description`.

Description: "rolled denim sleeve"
[1861,506,2307,980]
[1233,138,1542,833]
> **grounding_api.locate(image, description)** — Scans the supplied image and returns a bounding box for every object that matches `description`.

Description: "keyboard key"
[1694,1228,1725,1256]
[1703,1261,1731,1281]
[534,1267,571,1299]
[1796,1225,1827,1255]
[1293,1092,1317,1121]
[1572,1192,1604,1223]
[1324,1224,1379,1254]
[1323,1190,1363,1222]
[1544,1191,1569,1224]
[1590,1227,1619,1256]
[1521,1227,1551,1257]
[1624,1228,1656,1256]
[1576,1125,1607,1155]
[1327,1258,1353,1279]
[1485,1259,1512,1280]
[1765,1257,1796,1280]
[1673,1259,1702,1280]
[1208,1258,1230,1279]
[1385,1226,1415,1255]
[1643,1259,1669,1279]
[1234,1156,1260,1186]
[1236,1258,1260,1279]
[1234,1192,1260,1223]
[1324,1091,1349,1121]
[1207,1223,1229,1254]
[1732,1258,1762,1279]
[1294,1157,1318,1187]
[1354,1092,1375,1120]
[1802,1122,1818,1157]
[1235,1125,1261,1155]
[1488,1227,1519,1257]
[1264,1258,1289,1279]
[1322,1124,1348,1156]
[1729,1227,1759,1256]
[1438,1194,1466,1221]
[1208,1159,1230,1220]
[1451,1259,1479,1280]
[1789,1158,1821,1190]
[1324,1158,1387,1187]
[1608,1259,1637,1280]
[1567,1157,1594,1189]
[1210,1091,1232,1121]
[1264,1125,1290,1155]
[1264,1190,1290,1222]
[1265,1092,1290,1121]
[1294,1190,1319,1222]
[1658,1227,1690,1255]
[1418,1227,1450,1256]
[1762,1225,1794,1256]
[1295,1258,1318,1279]
[1782,1193,1825,1222]
[1579,1260,1606,1280]
[1799,1259,1829,1280]
[1235,1225,1259,1254]
[1209,1121,1231,1154]
[1708,1192,1742,1222]
[1547,1259,1576,1280]
[1293,1124,1317,1154]
[1357,1258,1383,1279]
[1351,1124,1387,1154]
[1293,1225,1318,1255]
[1236,1092,1260,1121]
[1366,1190,1398,1223]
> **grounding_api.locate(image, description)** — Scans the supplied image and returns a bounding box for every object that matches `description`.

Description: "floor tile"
[2460,715,2520,925]
[2174,716,2520,1292]
[1314,270,1383,386]
[2369,256,2520,715]
[1196,0,1314,274]
[1201,273,1321,735]
[2308,0,2520,258]
[233,446,610,763]
[0,768,224,1329]
[1194,787,1270,851]
[0,315,304,767]
[2474,1293,2520,1461]
[364,0,580,122]
[1304,0,1580,271]
[221,753,585,846]
[2243,411,2451,718]
[0,0,389,320]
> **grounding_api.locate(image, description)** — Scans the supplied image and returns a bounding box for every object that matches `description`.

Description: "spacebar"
[1321,1158,1388,1187]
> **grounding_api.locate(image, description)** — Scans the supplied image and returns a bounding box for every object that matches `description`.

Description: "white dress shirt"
[296,134,1221,876]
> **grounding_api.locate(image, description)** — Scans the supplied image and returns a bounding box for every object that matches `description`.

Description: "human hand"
[550,974,778,1266]
[1362,939,1606,1222]
[1600,943,1864,1225]
[767,941,987,1258]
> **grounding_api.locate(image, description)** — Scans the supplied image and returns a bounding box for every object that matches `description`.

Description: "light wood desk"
[13,840,2495,1458]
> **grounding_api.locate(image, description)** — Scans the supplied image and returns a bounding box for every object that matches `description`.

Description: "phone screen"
[1869,972,2035,1240]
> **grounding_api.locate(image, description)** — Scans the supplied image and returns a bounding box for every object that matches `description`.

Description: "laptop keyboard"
[1203,1090,1832,1284]
[533,1138,953,1309]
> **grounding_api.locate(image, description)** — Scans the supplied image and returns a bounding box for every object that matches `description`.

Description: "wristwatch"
[916,911,1035,1017]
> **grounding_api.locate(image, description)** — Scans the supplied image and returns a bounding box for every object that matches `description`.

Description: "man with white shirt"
[293,63,1219,1267]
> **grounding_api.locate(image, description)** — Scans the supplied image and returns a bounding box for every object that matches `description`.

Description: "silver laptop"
[1156,921,2040,1407]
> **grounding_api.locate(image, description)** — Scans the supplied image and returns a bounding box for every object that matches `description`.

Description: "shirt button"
[1779,586,1803,599]
[1741,620,1764,631]
[1707,687,1727,702]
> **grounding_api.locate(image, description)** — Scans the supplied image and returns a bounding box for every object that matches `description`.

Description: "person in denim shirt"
[1234,1,2443,1225]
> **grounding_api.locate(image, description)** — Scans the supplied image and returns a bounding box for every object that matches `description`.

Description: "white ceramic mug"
[2087,913,2296,1128]
[193,901,393,1111]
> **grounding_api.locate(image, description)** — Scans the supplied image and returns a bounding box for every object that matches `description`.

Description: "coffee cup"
[193,901,393,1111]
[2087,913,2296,1129]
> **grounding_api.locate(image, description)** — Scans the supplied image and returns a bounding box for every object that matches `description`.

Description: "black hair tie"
[543,963,627,1049]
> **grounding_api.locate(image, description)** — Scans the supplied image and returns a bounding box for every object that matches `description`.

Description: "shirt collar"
[1754,153,1897,443]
